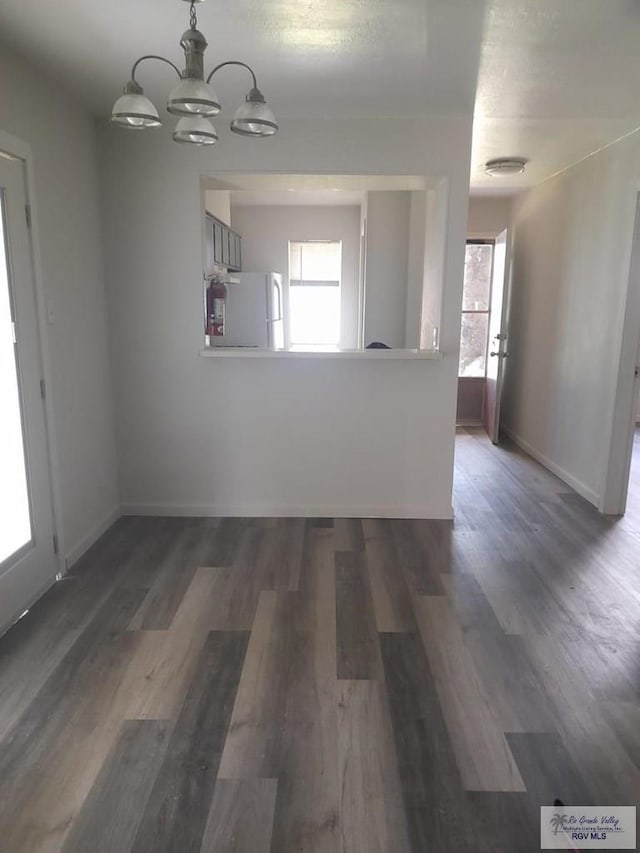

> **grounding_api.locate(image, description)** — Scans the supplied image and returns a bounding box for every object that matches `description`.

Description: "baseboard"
[501,425,600,507]
[64,505,122,571]
[120,501,454,520]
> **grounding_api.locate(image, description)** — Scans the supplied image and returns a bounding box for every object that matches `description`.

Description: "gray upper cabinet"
[206,212,242,273]
[213,222,224,265]
[230,230,242,271]
[205,217,215,272]
[221,227,230,266]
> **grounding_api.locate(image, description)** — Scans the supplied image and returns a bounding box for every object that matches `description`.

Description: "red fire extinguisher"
[207,279,227,337]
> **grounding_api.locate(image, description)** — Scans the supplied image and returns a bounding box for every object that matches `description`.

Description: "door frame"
[601,191,640,514]
[485,228,512,443]
[0,129,64,581]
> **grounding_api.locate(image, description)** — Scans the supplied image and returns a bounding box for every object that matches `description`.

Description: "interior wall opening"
[199,174,449,354]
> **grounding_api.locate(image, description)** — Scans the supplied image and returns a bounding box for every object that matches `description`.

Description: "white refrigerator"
[213,272,284,349]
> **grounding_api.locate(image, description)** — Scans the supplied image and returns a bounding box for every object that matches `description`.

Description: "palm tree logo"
[550,813,568,835]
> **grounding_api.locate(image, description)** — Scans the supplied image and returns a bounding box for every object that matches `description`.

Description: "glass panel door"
[0,190,32,564]
[459,241,493,377]
[0,154,56,635]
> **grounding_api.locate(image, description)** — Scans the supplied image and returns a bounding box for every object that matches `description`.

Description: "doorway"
[601,192,640,516]
[456,239,493,427]
[625,421,640,531]
[604,324,640,518]
[456,231,511,443]
[0,152,57,635]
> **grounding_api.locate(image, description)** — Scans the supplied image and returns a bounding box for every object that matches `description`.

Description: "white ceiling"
[0,0,481,119]
[202,174,431,191]
[471,0,640,194]
[2,0,640,195]
[229,190,364,207]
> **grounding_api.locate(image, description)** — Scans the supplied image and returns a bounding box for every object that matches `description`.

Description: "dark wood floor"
[0,429,638,852]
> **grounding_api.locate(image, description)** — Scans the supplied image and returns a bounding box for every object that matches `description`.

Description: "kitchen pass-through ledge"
[199,347,444,360]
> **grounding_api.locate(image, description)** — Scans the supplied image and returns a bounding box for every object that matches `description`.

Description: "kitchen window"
[288,241,342,348]
[459,240,493,377]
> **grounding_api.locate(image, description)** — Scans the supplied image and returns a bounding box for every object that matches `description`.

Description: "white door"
[483,228,512,444]
[0,154,56,635]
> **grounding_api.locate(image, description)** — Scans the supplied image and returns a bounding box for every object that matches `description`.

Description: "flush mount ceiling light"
[484,158,528,177]
[111,0,278,146]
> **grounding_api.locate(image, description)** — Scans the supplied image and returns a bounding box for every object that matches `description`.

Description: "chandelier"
[111,0,278,146]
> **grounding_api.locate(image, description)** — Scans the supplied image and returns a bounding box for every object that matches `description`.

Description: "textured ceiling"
[2,0,640,194]
[471,0,640,193]
[202,174,431,191]
[0,0,483,120]
[229,190,365,206]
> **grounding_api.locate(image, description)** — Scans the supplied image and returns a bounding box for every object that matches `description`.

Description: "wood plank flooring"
[0,428,639,851]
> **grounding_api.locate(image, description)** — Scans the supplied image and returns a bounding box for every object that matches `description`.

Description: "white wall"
[467,196,513,238]
[98,115,473,518]
[205,190,231,226]
[364,191,411,348]
[230,204,361,349]
[502,132,640,509]
[0,48,119,564]
[358,195,368,348]
[406,191,427,348]
[421,180,449,350]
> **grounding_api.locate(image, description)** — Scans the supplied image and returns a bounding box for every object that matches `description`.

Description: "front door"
[483,228,512,443]
[0,154,56,635]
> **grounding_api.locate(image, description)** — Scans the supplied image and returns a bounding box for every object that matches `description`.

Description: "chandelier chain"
[190,1,198,30]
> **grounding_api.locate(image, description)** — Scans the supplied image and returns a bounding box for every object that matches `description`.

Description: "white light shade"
[230,94,278,137]
[167,78,221,116]
[172,116,218,145]
[111,93,161,129]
